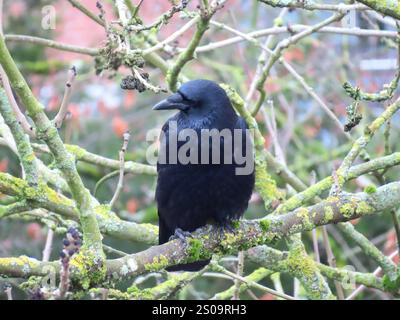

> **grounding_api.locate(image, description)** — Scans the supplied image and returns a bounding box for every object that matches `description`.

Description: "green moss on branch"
[0,89,38,185]
[356,0,400,20]
[0,172,159,244]
[166,15,208,92]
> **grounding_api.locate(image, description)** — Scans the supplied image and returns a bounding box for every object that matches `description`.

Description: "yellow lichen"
[144,255,169,272]
[296,207,313,230]
[45,186,74,207]
[340,203,354,218]
[94,204,113,220]
[324,206,334,223]
[69,249,106,289]
[0,256,40,275]
[65,144,86,159]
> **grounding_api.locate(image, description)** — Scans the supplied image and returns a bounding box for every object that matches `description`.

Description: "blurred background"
[0,0,399,299]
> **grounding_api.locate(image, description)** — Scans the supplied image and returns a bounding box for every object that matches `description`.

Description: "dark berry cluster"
[120,73,149,92]
[60,227,82,263]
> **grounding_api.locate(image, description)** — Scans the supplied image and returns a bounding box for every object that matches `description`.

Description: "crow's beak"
[153,93,189,111]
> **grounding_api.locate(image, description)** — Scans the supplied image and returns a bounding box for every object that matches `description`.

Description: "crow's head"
[153,79,233,118]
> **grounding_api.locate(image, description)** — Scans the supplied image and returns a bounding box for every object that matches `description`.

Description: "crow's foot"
[217,221,237,239]
[169,228,192,243]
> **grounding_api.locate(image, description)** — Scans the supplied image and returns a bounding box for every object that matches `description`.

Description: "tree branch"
[5,35,100,56]
[356,0,400,20]
[2,182,400,285]
[0,88,38,185]
[0,33,105,260]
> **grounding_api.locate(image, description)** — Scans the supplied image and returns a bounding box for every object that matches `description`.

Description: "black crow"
[153,79,255,271]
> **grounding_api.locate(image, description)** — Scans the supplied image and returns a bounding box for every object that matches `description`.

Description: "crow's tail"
[166,260,210,272]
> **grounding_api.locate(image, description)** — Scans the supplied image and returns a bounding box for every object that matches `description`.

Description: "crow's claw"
[217,221,236,239]
[169,228,192,243]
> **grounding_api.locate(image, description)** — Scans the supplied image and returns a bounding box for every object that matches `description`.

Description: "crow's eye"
[178,90,194,103]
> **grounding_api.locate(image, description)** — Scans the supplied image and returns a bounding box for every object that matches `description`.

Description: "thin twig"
[209,16,351,140]
[270,273,285,299]
[338,223,397,281]
[390,210,400,255]
[233,251,244,300]
[110,131,130,209]
[211,262,297,300]
[115,0,131,51]
[4,285,12,300]
[131,68,166,93]
[252,12,346,115]
[0,3,36,138]
[67,0,105,27]
[327,225,368,272]
[346,250,398,300]
[5,35,99,56]
[309,171,320,263]
[246,8,288,104]
[143,16,200,55]
[312,229,320,263]
[280,59,352,139]
[192,25,397,53]
[128,0,190,32]
[53,66,77,129]
[0,66,35,137]
[42,228,54,262]
[211,261,297,300]
[321,226,345,299]
[132,0,145,18]
[259,0,367,12]
[262,100,286,164]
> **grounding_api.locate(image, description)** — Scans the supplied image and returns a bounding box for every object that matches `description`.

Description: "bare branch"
[42,229,54,263]
[110,131,130,209]
[67,0,105,27]
[210,261,296,300]
[4,35,99,56]
[53,66,77,129]
[259,0,368,12]
[0,66,35,137]
[128,0,190,32]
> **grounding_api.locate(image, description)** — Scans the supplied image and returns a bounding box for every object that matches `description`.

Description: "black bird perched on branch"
[153,79,255,271]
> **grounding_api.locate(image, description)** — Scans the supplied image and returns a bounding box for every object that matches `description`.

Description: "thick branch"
[356,0,400,20]
[2,182,400,281]
[248,246,385,292]
[0,89,38,185]
[0,172,158,245]
[105,182,400,278]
